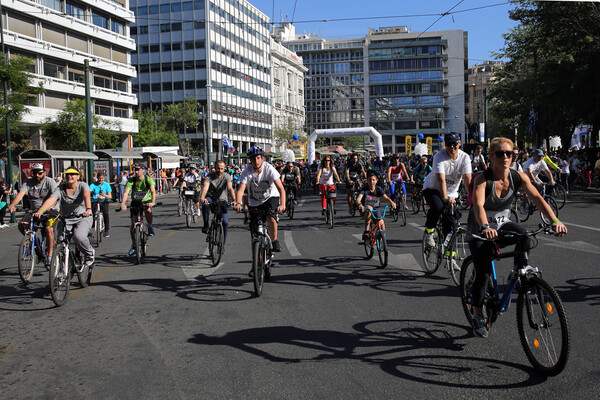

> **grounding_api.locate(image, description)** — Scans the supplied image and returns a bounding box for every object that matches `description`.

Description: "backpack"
[467,168,522,207]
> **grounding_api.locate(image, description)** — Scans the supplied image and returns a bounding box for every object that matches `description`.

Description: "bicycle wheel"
[363,232,374,259]
[412,194,420,214]
[75,248,91,288]
[517,276,570,376]
[49,244,70,306]
[177,198,183,217]
[350,199,357,217]
[540,197,559,226]
[209,223,223,266]
[98,214,103,243]
[421,228,442,274]
[400,197,407,226]
[515,195,531,222]
[18,235,36,284]
[376,230,388,268]
[511,208,520,224]
[391,199,399,222]
[185,202,192,228]
[448,229,468,286]
[327,200,334,229]
[134,226,142,264]
[550,184,566,210]
[252,240,265,297]
[94,216,101,248]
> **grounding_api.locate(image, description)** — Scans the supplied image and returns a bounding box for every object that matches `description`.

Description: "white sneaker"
[425,232,436,248]
[0,224,8,229]
[449,259,460,273]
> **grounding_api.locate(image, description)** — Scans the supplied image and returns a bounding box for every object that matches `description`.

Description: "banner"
[20,160,52,183]
[426,137,432,155]
[405,135,412,156]
[94,160,109,177]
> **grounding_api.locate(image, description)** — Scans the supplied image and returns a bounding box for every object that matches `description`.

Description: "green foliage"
[133,108,179,147]
[489,1,600,146]
[162,98,200,148]
[273,120,306,148]
[41,99,120,151]
[0,55,44,163]
[343,136,364,152]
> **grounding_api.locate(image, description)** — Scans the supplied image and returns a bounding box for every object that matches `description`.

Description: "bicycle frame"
[365,206,389,243]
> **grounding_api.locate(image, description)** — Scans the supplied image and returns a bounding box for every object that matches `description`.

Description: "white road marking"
[409,222,424,229]
[562,221,600,233]
[538,237,600,254]
[180,247,225,280]
[284,230,301,256]
[298,199,305,207]
[352,234,424,275]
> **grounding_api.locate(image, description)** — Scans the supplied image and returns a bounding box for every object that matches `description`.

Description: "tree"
[343,136,364,152]
[133,108,179,147]
[489,1,600,147]
[273,119,306,149]
[0,55,44,164]
[41,99,120,151]
[162,98,200,152]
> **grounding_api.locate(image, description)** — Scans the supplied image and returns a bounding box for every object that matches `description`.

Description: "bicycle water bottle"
[443,232,453,248]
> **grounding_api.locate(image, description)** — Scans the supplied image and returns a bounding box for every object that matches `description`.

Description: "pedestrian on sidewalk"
[0,178,12,228]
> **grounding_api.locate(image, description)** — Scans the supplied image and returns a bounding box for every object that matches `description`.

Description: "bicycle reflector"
[533,339,541,349]
[546,302,554,314]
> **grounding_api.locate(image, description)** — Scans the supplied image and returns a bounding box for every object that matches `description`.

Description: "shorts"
[248,197,280,223]
[130,203,151,218]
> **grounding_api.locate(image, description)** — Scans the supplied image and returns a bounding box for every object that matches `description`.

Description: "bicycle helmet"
[247,146,264,158]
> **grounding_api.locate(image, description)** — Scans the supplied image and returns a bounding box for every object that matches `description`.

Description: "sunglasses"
[33,171,45,175]
[494,150,515,158]
[446,143,458,148]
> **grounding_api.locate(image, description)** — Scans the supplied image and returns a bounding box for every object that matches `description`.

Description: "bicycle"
[182,187,198,228]
[248,209,273,297]
[421,203,467,286]
[348,180,362,217]
[547,182,566,210]
[324,185,336,229]
[90,201,105,248]
[389,182,407,226]
[284,182,297,220]
[116,202,158,264]
[513,184,559,225]
[362,206,390,268]
[207,201,228,267]
[410,183,428,215]
[460,226,570,376]
[49,214,93,307]
[17,213,58,284]
[177,187,184,217]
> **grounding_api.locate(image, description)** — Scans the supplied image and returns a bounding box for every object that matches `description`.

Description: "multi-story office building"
[270,36,307,153]
[283,25,467,154]
[130,0,272,159]
[1,0,138,148]
[466,60,504,140]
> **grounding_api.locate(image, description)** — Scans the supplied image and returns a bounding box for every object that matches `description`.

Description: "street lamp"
[454,115,469,143]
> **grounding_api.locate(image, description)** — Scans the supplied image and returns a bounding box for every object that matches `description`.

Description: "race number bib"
[391,173,401,181]
[184,190,195,196]
[249,181,270,201]
[486,209,511,230]
[133,191,147,201]
[365,194,381,208]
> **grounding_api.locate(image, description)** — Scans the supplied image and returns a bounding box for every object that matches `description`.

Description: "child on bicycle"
[357,170,396,242]
[386,155,408,209]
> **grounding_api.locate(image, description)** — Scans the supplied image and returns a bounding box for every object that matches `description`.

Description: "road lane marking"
[284,230,301,256]
[409,222,424,229]
[562,221,600,233]
[180,247,225,280]
[298,199,305,207]
[538,237,600,254]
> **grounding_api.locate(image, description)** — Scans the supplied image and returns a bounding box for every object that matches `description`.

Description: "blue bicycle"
[17,213,58,284]
[362,206,390,268]
[460,226,570,376]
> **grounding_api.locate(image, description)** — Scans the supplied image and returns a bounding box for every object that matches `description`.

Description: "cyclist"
[357,170,396,242]
[346,153,366,213]
[471,145,488,173]
[411,156,432,193]
[386,155,409,209]
[121,164,156,256]
[34,166,94,269]
[199,160,236,245]
[180,165,202,218]
[422,132,472,248]
[467,137,567,338]
[281,161,301,206]
[89,172,112,237]
[309,160,320,190]
[316,156,341,215]
[8,163,60,263]
[234,146,286,260]
[523,148,555,194]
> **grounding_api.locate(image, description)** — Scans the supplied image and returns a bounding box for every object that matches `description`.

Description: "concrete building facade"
[1,0,139,148]
[466,60,504,141]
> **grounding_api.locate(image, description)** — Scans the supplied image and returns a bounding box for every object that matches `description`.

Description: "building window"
[114,107,128,118]
[93,73,111,89]
[65,2,85,20]
[94,102,112,116]
[92,12,108,29]
[43,60,66,80]
[111,20,125,35]
[68,65,84,82]
[41,0,62,12]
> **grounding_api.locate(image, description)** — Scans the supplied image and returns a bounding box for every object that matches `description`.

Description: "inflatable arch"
[307,127,384,163]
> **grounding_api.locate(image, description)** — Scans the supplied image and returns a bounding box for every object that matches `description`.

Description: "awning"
[143,151,187,164]
[19,149,98,160]
[94,149,143,160]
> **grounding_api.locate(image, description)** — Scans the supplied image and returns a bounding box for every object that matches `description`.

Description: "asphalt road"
[0,188,599,399]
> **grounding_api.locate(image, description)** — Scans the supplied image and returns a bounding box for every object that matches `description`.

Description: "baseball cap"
[31,163,45,171]
[445,132,460,144]
[533,149,544,156]
[134,163,147,170]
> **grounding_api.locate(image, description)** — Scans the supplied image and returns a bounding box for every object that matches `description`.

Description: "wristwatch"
[480,224,490,231]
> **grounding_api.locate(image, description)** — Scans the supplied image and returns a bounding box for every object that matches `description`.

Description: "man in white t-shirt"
[523,148,555,193]
[235,147,286,256]
[422,132,472,247]
[180,165,202,216]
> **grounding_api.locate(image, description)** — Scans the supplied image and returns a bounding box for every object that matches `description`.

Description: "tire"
[421,228,442,274]
[511,208,520,224]
[177,199,182,217]
[517,276,570,376]
[412,194,420,214]
[252,240,265,297]
[98,214,103,244]
[448,229,468,287]
[363,232,374,259]
[18,235,36,284]
[134,226,142,265]
[350,198,357,217]
[327,200,334,229]
[49,244,70,306]
[209,223,223,267]
[392,201,399,222]
[186,202,192,228]
[376,230,388,268]
[540,197,559,226]
[94,216,101,248]
[75,248,91,288]
[550,184,566,210]
[515,195,531,222]
[459,256,495,328]
[400,197,407,226]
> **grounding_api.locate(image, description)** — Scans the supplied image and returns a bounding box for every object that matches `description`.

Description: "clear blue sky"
[250,0,518,66]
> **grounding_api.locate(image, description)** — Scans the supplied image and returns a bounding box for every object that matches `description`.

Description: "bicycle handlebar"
[362,205,390,220]
[471,224,557,241]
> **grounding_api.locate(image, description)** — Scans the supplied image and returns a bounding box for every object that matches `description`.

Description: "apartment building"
[1,0,138,148]
[466,60,504,140]
[130,0,272,159]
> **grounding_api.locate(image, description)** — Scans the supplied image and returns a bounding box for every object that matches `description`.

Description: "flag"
[528,105,539,137]
[222,135,232,149]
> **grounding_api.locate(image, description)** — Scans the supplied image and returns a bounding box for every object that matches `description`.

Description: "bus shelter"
[94,150,143,182]
[18,149,98,185]
[142,151,187,192]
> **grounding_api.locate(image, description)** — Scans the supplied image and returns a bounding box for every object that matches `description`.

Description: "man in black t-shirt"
[345,153,366,212]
